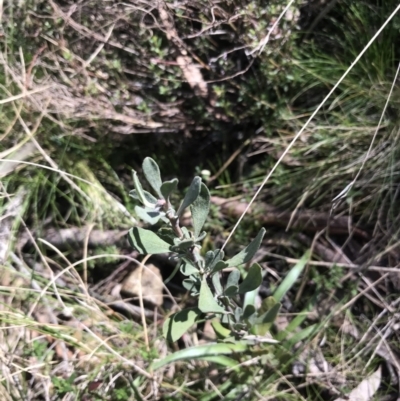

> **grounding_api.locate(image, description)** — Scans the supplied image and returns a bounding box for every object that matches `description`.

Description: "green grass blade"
[273,250,310,303]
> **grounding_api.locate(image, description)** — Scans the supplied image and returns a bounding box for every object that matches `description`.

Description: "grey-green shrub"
[128,157,281,342]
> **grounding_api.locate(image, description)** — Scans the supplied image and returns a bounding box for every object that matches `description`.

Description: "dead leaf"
[334,366,381,401]
[121,263,164,306]
[0,143,37,178]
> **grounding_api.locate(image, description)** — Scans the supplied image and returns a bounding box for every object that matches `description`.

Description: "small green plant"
[128,157,282,343]
[51,373,77,397]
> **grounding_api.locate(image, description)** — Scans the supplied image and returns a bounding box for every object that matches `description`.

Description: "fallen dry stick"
[20,227,128,250]
[21,196,369,252]
[211,196,368,238]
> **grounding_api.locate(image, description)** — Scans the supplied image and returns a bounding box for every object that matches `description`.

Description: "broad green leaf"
[182,278,194,291]
[211,249,224,266]
[273,250,310,302]
[157,227,176,245]
[225,286,238,297]
[181,226,190,238]
[151,342,248,370]
[195,231,207,242]
[129,189,158,206]
[206,249,225,271]
[142,157,163,197]
[234,307,242,323]
[243,272,266,310]
[128,227,171,254]
[160,178,178,200]
[199,278,225,313]
[212,260,228,274]
[190,182,210,237]
[182,277,200,295]
[243,304,256,321]
[132,171,156,208]
[238,263,262,294]
[205,251,215,268]
[134,206,164,225]
[171,238,195,253]
[226,228,266,267]
[227,269,240,287]
[180,260,199,276]
[163,308,202,342]
[177,176,201,217]
[212,273,223,296]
